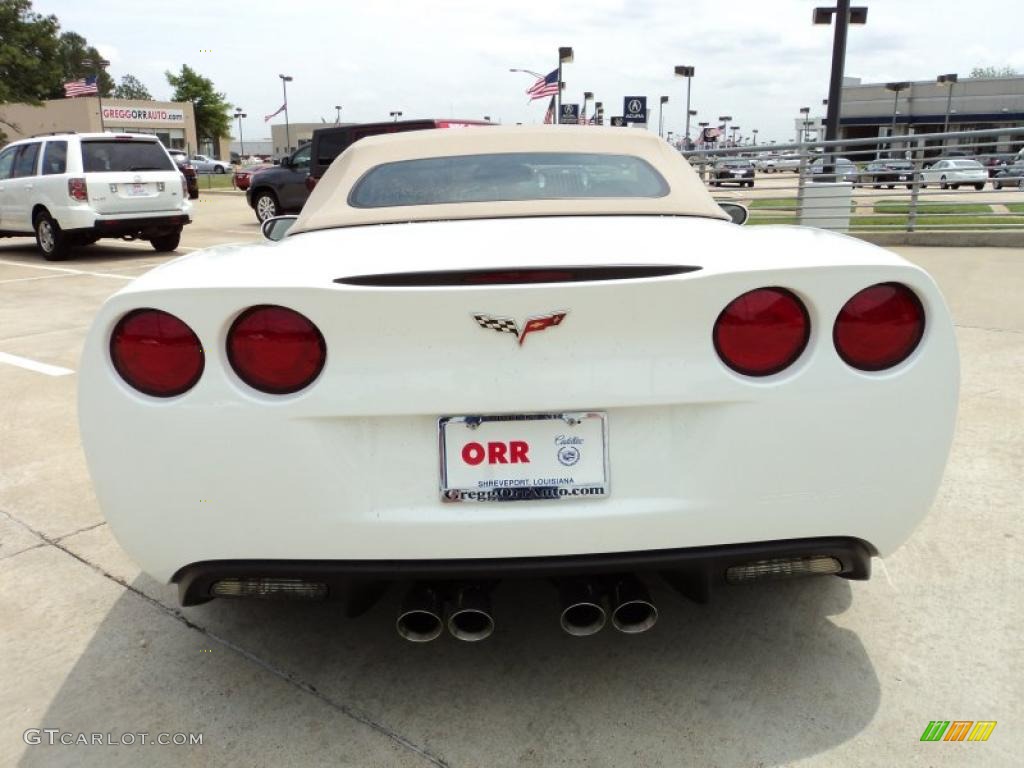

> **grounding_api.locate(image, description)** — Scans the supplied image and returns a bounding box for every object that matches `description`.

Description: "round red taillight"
[834,283,925,371]
[110,309,204,397]
[227,305,326,394]
[714,288,810,376]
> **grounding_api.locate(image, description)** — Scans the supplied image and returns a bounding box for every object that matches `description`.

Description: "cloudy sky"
[41,0,1024,143]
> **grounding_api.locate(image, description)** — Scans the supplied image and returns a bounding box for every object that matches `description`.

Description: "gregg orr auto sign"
[101,107,185,124]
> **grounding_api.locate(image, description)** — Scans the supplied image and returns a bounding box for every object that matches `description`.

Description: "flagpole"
[84,58,110,132]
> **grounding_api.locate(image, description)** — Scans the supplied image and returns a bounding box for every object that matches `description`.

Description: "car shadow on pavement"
[22,573,879,767]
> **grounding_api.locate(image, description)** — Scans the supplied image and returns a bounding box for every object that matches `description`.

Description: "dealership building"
[836,75,1024,153]
[0,97,231,160]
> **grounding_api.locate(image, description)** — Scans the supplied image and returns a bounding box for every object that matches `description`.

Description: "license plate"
[899,175,907,180]
[439,412,609,502]
[732,172,744,177]
[128,183,148,196]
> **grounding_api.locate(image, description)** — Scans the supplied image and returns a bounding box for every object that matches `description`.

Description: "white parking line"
[0,259,134,280]
[0,351,74,377]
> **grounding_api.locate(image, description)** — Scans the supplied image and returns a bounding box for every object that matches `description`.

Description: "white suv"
[0,132,191,260]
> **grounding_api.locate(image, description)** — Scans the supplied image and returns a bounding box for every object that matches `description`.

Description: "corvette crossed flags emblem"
[472,311,568,346]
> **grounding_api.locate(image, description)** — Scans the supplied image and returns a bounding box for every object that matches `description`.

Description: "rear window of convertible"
[348,152,670,207]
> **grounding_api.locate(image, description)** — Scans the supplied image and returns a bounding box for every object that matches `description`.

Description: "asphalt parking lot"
[1,191,1021,767]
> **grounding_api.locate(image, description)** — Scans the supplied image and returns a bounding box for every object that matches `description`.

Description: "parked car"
[860,159,915,189]
[808,157,858,183]
[307,119,492,189]
[0,132,190,260]
[980,153,1015,177]
[233,163,274,192]
[247,119,491,222]
[991,161,1024,190]
[710,157,755,187]
[79,127,957,642]
[920,159,987,190]
[189,153,231,174]
[245,143,313,222]
[167,149,199,200]
[754,153,778,172]
[774,154,802,172]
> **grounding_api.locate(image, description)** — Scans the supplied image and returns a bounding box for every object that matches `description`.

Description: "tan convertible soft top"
[290,125,728,234]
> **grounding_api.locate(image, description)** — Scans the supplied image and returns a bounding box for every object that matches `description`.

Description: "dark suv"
[246,143,312,222]
[245,119,490,222]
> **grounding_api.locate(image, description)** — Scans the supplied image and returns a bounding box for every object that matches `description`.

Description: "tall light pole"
[581,91,593,124]
[389,110,403,122]
[674,66,695,142]
[557,47,573,124]
[731,126,741,146]
[658,96,669,138]
[813,2,868,144]
[334,105,342,124]
[233,109,247,159]
[718,115,732,146]
[83,57,110,132]
[752,128,758,146]
[799,106,811,142]
[278,74,293,153]
[886,81,910,138]
[937,73,958,133]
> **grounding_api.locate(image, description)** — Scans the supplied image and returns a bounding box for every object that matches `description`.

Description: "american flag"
[542,96,555,124]
[264,103,286,122]
[63,76,98,97]
[526,69,559,100]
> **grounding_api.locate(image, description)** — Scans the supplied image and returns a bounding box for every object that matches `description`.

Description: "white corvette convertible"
[79,127,958,641]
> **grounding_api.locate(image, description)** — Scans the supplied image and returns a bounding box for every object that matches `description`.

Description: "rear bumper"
[173,536,875,606]
[66,213,191,238]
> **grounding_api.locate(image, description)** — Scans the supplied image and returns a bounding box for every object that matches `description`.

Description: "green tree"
[113,74,152,100]
[969,65,1019,78]
[49,31,114,97]
[165,64,231,141]
[0,0,62,103]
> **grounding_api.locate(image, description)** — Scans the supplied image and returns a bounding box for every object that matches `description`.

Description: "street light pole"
[582,91,593,124]
[937,73,958,133]
[658,96,669,138]
[233,109,247,159]
[813,2,868,143]
[557,47,573,124]
[278,74,293,153]
[718,115,731,147]
[886,81,910,138]
[674,66,695,142]
[334,105,342,124]
[389,111,403,122]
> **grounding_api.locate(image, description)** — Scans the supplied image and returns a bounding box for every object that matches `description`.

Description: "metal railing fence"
[683,127,1024,232]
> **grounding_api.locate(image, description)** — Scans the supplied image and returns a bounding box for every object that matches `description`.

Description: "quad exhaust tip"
[610,577,658,634]
[447,585,495,642]
[558,580,607,637]
[396,584,444,643]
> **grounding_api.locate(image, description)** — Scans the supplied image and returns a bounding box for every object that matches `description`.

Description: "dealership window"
[131,128,186,150]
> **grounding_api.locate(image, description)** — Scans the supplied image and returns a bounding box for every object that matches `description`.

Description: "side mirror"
[717,202,749,225]
[261,215,298,242]
[279,156,291,169]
